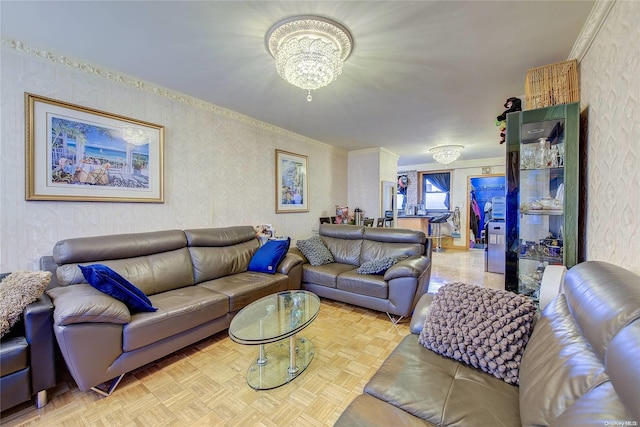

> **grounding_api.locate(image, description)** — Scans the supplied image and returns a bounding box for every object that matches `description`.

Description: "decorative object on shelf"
[525,59,579,110]
[25,93,164,203]
[266,15,353,102]
[334,206,353,224]
[275,149,308,213]
[495,97,522,144]
[429,145,464,165]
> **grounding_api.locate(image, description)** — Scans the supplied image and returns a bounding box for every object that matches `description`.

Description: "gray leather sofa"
[39,226,302,395]
[290,224,432,321]
[335,261,640,426]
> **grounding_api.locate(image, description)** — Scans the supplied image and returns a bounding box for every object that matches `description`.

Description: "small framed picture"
[275,149,308,213]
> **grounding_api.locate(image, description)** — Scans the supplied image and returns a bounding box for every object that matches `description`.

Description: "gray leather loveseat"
[40,226,302,396]
[335,261,640,426]
[290,224,432,322]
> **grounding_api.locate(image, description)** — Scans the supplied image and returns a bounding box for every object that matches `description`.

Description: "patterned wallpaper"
[0,43,347,271]
[579,0,640,274]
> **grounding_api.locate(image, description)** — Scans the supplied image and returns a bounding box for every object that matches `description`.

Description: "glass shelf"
[520,209,564,216]
[518,254,564,263]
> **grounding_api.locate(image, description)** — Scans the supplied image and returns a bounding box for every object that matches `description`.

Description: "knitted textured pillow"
[296,236,335,266]
[357,255,409,275]
[419,282,536,385]
[0,271,52,338]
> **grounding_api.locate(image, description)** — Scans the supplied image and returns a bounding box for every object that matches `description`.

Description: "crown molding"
[568,0,616,62]
[1,37,343,153]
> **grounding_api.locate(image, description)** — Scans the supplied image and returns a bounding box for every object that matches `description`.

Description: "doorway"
[468,175,506,249]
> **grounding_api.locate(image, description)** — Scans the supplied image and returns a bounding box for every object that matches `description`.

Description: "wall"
[347,148,399,221]
[347,149,380,220]
[578,0,640,274]
[0,42,348,271]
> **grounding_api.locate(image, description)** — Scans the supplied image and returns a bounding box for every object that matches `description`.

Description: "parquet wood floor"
[1,249,502,426]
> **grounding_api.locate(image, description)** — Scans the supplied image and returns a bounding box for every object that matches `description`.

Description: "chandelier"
[430,145,464,165]
[266,15,353,101]
[121,127,149,146]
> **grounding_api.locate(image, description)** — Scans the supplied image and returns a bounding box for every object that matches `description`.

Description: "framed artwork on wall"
[25,93,164,203]
[275,149,308,213]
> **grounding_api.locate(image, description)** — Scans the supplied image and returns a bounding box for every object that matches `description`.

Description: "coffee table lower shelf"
[246,336,314,390]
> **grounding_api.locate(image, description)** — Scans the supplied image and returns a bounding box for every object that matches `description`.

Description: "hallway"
[428,248,504,293]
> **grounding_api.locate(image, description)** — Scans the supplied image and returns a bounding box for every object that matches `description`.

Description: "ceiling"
[1,1,594,167]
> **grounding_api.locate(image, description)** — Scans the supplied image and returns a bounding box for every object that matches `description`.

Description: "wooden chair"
[363,218,374,227]
[376,218,385,227]
[319,217,331,224]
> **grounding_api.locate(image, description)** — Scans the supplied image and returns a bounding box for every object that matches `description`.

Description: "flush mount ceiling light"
[121,127,149,146]
[266,15,353,102]
[430,145,464,165]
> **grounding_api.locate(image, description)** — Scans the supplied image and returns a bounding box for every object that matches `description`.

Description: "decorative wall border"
[1,37,341,152]
[568,0,617,62]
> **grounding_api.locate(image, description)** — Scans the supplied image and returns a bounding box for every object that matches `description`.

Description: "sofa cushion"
[337,270,388,299]
[321,236,362,266]
[197,272,288,312]
[519,295,609,426]
[296,236,334,266]
[123,286,228,351]
[79,264,156,313]
[336,394,429,427]
[419,282,535,385]
[302,263,356,289]
[359,239,425,265]
[0,336,28,376]
[248,238,290,274]
[0,271,52,338]
[364,334,520,426]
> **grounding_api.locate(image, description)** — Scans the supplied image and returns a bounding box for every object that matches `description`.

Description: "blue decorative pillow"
[79,264,156,313]
[248,238,291,274]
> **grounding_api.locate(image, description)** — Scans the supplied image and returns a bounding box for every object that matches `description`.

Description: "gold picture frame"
[275,149,308,213]
[25,93,164,203]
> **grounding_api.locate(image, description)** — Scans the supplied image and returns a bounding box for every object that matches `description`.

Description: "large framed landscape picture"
[25,93,164,202]
[276,149,308,213]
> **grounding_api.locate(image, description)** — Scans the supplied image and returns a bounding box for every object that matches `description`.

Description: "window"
[422,172,450,210]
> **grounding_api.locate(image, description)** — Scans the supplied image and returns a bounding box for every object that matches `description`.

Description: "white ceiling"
[1,1,594,167]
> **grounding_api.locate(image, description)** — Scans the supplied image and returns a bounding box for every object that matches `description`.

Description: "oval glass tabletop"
[229,290,320,345]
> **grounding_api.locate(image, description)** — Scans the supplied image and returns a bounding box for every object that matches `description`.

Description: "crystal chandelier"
[121,127,149,146]
[430,145,464,165]
[266,15,353,101]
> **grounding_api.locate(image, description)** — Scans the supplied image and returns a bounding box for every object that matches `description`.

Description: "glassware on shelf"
[548,145,559,168]
[536,138,549,168]
[557,143,565,167]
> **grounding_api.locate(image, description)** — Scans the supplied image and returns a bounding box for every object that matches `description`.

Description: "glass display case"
[505,102,580,299]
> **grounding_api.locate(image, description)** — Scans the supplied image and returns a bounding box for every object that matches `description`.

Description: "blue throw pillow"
[248,238,291,274]
[79,264,157,313]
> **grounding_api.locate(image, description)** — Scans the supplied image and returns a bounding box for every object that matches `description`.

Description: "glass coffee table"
[228,290,320,390]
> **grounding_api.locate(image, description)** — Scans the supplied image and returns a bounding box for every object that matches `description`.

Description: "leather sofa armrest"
[24,293,57,394]
[47,284,131,326]
[287,248,308,264]
[39,255,60,289]
[277,253,304,275]
[384,255,430,281]
[409,293,434,335]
